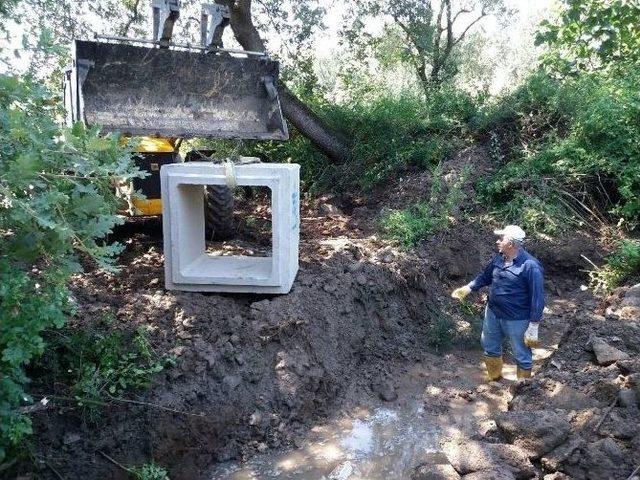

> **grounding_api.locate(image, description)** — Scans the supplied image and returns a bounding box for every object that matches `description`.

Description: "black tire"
[205,185,235,241]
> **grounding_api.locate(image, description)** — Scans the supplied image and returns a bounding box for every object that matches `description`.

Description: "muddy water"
[207,401,440,480]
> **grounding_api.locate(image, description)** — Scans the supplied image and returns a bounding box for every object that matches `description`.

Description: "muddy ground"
[8,146,639,480]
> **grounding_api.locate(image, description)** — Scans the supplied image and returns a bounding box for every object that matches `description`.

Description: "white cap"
[494,225,526,242]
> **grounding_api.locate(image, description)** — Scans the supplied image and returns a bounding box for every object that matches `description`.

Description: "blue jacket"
[468,248,545,322]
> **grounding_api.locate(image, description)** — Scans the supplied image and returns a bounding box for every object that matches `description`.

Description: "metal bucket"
[65,40,288,140]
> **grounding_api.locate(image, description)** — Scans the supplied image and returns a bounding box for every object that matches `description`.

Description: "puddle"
[206,402,440,480]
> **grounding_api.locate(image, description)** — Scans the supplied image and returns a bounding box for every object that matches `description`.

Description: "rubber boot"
[484,356,503,381]
[517,367,532,379]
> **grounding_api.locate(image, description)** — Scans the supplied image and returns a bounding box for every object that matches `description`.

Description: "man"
[451,225,544,380]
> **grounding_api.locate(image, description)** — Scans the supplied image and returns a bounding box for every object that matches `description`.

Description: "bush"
[477,64,640,234]
[380,163,469,246]
[34,324,174,422]
[0,74,140,463]
[195,86,477,193]
[588,240,640,293]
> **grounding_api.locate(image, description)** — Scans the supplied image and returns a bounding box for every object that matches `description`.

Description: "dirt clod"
[495,410,571,458]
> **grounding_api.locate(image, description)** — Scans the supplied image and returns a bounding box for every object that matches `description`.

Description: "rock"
[618,359,640,375]
[249,410,263,426]
[590,336,630,365]
[580,438,627,479]
[496,410,571,457]
[62,432,81,445]
[622,283,640,306]
[442,439,535,478]
[510,380,600,411]
[543,474,571,480]
[619,388,639,408]
[462,470,515,480]
[319,203,341,215]
[412,463,461,480]
[541,435,585,472]
[222,375,242,392]
[372,379,398,402]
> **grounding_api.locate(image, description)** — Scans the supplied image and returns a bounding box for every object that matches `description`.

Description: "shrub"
[194,87,477,193]
[380,163,469,246]
[477,64,640,234]
[0,74,140,462]
[588,240,640,293]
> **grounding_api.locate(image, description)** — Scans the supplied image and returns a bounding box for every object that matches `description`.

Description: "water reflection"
[207,402,440,480]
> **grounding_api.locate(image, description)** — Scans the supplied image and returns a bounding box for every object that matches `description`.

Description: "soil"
[7,145,636,480]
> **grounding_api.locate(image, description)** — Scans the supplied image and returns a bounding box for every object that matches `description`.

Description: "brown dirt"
[9,145,630,480]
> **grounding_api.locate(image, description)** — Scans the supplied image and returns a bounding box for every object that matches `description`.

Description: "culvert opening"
[204,186,273,257]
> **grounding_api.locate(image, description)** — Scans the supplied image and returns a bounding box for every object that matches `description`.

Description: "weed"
[425,313,456,353]
[37,324,174,422]
[131,462,170,480]
[380,164,470,246]
[588,239,640,293]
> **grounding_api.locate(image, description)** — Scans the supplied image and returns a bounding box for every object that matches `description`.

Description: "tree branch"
[119,0,142,37]
[452,7,488,47]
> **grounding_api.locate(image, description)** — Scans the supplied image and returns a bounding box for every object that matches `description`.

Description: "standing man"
[451,225,544,380]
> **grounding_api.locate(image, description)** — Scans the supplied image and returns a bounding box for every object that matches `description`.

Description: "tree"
[536,0,640,75]
[344,0,509,94]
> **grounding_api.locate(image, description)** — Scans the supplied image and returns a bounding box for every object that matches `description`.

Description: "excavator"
[63,0,288,239]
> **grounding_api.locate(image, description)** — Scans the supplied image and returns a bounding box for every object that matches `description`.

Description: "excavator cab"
[63,0,288,237]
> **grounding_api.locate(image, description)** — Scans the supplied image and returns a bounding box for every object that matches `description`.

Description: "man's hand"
[451,285,472,300]
[524,322,539,348]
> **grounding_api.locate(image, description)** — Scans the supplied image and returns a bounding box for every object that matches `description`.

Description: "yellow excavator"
[64,0,288,239]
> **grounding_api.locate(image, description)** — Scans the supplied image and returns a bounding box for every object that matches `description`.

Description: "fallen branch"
[594,397,617,433]
[96,450,132,474]
[626,464,640,480]
[33,394,208,420]
[45,461,66,480]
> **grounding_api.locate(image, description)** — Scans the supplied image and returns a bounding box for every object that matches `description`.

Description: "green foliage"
[42,325,174,421]
[196,87,476,193]
[0,74,139,462]
[131,462,170,480]
[477,62,640,234]
[536,0,640,76]
[425,313,456,353]
[588,240,640,293]
[380,163,469,246]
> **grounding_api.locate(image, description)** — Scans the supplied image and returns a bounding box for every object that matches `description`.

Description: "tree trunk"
[224,0,350,163]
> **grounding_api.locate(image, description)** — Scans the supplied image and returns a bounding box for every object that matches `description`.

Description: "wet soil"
[9,146,631,480]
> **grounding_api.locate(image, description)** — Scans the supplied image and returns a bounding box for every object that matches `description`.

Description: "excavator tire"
[205,185,235,241]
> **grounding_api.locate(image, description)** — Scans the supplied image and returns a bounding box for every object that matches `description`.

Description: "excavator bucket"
[64,40,288,140]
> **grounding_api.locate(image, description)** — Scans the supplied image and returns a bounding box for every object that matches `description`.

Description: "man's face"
[496,235,513,254]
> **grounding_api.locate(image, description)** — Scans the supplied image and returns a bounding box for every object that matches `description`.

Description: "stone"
[442,439,536,478]
[541,435,585,472]
[412,463,461,480]
[590,337,630,365]
[543,474,571,480]
[222,375,242,392]
[496,410,571,457]
[622,283,640,306]
[62,432,81,445]
[618,359,640,375]
[580,438,627,479]
[619,388,639,408]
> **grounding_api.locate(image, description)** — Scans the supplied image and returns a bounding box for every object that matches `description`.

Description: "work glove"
[451,285,472,300]
[524,322,540,348]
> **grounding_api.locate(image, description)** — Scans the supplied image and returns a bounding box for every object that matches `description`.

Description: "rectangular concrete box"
[161,161,300,294]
